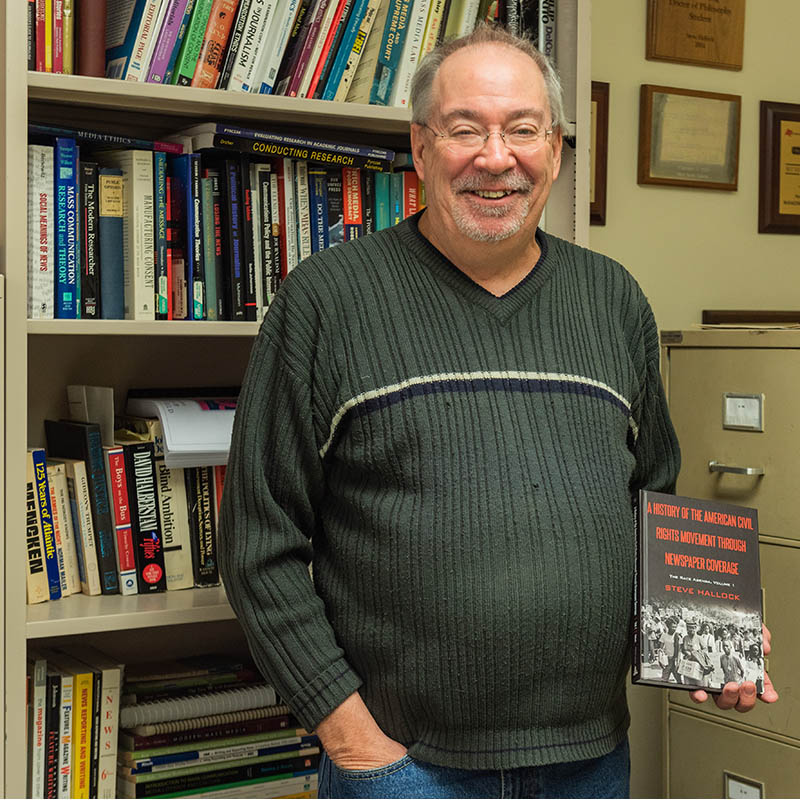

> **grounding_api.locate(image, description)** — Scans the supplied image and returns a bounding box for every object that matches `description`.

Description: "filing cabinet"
[661,329,800,797]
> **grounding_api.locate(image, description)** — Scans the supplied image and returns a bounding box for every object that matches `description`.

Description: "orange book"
[403,171,420,218]
[191,0,240,89]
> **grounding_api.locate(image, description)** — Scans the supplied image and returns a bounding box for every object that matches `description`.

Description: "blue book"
[105,0,149,79]
[54,137,79,319]
[390,171,403,226]
[368,0,411,105]
[308,167,329,253]
[99,168,125,319]
[374,171,390,230]
[153,152,169,319]
[321,0,370,100]
[223,159,245,320]
[30,448,62,600]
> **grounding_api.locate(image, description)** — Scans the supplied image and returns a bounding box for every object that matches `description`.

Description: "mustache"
[451,173,534,193]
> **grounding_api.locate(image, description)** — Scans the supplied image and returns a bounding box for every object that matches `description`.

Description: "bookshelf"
[2,3,591,795]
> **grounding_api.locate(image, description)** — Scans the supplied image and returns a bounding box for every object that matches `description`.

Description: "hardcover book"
[633,489,763,693]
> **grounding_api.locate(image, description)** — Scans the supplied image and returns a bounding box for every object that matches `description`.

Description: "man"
[720,639,745,686]
[219,25,776,800]
[677,619,714,688]
[660,617,683,686]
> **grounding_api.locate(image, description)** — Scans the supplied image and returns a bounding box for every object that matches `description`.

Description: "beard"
[449,172,536,242]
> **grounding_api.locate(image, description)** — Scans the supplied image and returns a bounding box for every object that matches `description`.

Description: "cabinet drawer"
[669,710,799,798]
[668,348,800,539]
[669,540,800,740]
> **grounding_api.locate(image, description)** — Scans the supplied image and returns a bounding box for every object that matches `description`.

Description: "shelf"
[26,585,235,638]
[27,319,261,336]
[27,73,412,136]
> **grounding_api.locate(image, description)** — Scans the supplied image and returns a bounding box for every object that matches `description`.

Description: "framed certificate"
[590,81,609,226]
[758,100,800,234]
[638,84,741,191]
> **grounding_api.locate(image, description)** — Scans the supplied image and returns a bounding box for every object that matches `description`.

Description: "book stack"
[27,121,420,322]
[26,406,229,603]
[116,655,319,799]
[26,644,123,799]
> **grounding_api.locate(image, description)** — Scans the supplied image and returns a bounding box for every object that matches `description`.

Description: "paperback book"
[633,490,763,693]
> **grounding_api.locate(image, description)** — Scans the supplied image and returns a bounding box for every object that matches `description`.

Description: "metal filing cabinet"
[661,329,800,798]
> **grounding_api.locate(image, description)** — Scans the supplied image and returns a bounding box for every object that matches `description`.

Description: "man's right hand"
[315,691,408,771]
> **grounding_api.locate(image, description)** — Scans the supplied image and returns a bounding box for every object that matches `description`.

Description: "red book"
[35,0,46,70]
[191,0,241,89]
[403,171,420,218]
[77,0,107,77]
[53,0,64,73]
[104,446,139,594]
[213,465,226,519]
[342,167,363,241]
[305,0,349,97]
[286,0,330,97]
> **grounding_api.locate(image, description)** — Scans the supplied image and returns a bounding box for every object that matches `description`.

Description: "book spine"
[505,0,518,35]
[311,0,353,98]
[79,161,101,318]
[341,167,362,241]
[58,673,75,798]
[325,167,343,246]
[539,0,555,62]
[171,0,214,84]
[124,0,164,80]
[63,0,76,72]
[45,673,61,798]
[167,171,187,319]
[98,168,125,320]
[46,466,71,596]
[97,666,122,799]
[169,157,192,318]
[340,0,388,102]
[254,166,274,313]
[306,167,328,254]
[44,0,53,71]
[259,0,303,94]
[207,168,228,319]
[147,0,191,82]
[214,0,250,88]
[165,177,175,318]
[54,137,79,319]
[32,449,63,600]
[71,671,93,799]
[153,151,169,319]
[76,0,108,76]
[26,461,50,604]
[31,658,48,797]
[402,169,419,217]
[200,177,218,320]
[88,668,102,798]
[48,464,81,595]
[361,169,374,235]
[632,490,642,683]
[248,164,264,315]
[374,170,390,229]
[294,160,311,262]
[301,0,349,99]
[28,144,55,319]
[388,0,429,107]
[332,0,379,102]
[28,0,38,70]
[268,171,282,293]
[186,467,221,586]
[125,442,168,592]
[53,0,64,72]
[281,159,298,273]
[64,461,102,595]
[163,0,198,81]
[191,0,240,87]
[389,170,402,225]
[368,0,410,106]
[227,0,274,92]
[104,446,140,594]
[223,159,245,319]
[189,154,206,319]
[320,0,368,100]
[418,0,444,59]
[284,0,329,97]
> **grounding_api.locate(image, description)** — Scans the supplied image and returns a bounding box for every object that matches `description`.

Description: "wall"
[590,2,800,331]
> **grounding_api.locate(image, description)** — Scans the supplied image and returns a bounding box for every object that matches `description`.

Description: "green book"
[171,0,215,86]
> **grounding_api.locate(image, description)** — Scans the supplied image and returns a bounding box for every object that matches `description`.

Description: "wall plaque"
[646,0,745,71]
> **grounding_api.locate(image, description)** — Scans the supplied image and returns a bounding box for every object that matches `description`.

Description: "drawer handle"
[708,460,765,476]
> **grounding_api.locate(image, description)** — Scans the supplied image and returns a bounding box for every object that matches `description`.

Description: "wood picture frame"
[758,101,800,234]
[646,0,745,71]
[590,81,609,226]
[638,84,740,191]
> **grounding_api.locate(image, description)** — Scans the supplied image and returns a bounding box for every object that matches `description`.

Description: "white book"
[295,160,312,262]
[54,667,74,799]
[344,0,391,103]
[444,0,480,39]
[249,163,265,316]
[269,171,281,294]
[252,162,273,318]
[54,458,102,596]
[539,0,556,62]
[28,655,48,799]
[124,0,165,80]
[97,150,156,320]
[28,144,55,320]
[282,159,299,273]
[296,0,342,98]
[334,0,382,102]
[58,645,123,800]
[389,0,430,108]
[227,0,277,92]
[257,0,300,94]
[47,463,81,596]
[147,774,317,799]
[418,0,444,60]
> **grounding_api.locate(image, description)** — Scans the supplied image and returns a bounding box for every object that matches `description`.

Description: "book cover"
[171,0,214,84]
[105,0,149,78]
[633,489,764,693]
[192,0,242,88]
[103,445,140,594]
[29,448,63,600]
[47,462,82,595]
[44,420,120,594]
[98,167,125,320]
[79,160,101,319]
[54,136,80,319]
[27,143,55,319]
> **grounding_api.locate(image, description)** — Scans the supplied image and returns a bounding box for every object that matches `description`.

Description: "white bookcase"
[1,3,591,795]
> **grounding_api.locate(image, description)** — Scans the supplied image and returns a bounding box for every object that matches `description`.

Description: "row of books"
[26,410,228,604]
[27,121,421,321]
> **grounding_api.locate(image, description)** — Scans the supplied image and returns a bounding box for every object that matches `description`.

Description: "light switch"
[725,772,764,799]
[723,393,764,431]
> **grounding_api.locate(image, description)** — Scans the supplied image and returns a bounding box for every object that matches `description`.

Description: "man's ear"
[550,126,563,181]
[410,123,427,183]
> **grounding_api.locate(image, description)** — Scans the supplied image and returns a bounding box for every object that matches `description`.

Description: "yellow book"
[62,0,74,73]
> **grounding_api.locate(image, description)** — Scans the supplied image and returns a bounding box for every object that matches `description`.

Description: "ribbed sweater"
[218,212,681,770]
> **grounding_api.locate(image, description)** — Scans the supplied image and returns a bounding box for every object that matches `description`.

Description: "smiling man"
[219,25,772,800]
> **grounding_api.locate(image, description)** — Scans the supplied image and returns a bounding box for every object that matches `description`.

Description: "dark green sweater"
[218,213,680,770]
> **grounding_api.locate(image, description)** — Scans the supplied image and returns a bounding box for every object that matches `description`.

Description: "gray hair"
[409,23,566,132]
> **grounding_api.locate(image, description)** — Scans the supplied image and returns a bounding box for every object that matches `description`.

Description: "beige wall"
[589,2,800,331]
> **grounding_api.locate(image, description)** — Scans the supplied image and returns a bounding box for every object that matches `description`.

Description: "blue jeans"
[318,737,630,798]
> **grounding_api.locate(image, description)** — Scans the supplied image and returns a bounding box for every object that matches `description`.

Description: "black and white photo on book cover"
[633,490,763,693]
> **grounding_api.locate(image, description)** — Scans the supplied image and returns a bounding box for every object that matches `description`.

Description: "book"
[79,160,101,319]
[98,167,125,320]
[146,0,193,82]
[153,150,170,319]
[35,0,46,71]
[103,444,141,594]
[341,166,362,241]
[307,166,328,254]
[27,143,55,319]
[105,0,148,78]
[173,773,317,799]
[388,0,429,107]
[252,162,274,315]
[367,0,410,106]
[238,157,257,320]
[294,160,312,261]
[228,0,279,92]
[418,0,444,60]
[77,0,108,76]
[342,0,389,103]
[632,490,764,693]
[200,176,219,320]
[45,462,75,596]
[217,0,252,88]
[257,0,304,94]
[49,661,75,798]
[171,0,214,84]
[319,0,370,100]
[44,420,120,594]
[309,0,353,98]
[360,168,375,234]
[442,0,479,39]
[27,655,48,798]
[298,0,349,98]
[185,466,221,586]
[124,0,166,81]
[54,0,65,73]
[191,0,241,88]
[204,166,228,319]
[164,0,198,82]
[325,167,343,246]
[47,461,82,595]
[374,170,390,229]
[29,123,185,154]
[280,158,298,272]
[281,0,330,97]
[29,448,62,600]
[97,150,156,320]
[54,136,80,319]
[120,684,278,729]
[28,0,36,71]
[538,0,555,62]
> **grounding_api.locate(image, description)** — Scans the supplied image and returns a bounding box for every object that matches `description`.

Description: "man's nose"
[473,132,517,173]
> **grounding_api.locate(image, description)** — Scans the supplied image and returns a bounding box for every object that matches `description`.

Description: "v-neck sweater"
[219,213,681,770]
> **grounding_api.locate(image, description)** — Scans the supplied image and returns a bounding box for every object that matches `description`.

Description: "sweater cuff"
[289,659,363,732]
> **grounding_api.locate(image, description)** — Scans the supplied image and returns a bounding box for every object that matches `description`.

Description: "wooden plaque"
[646,0,745,71]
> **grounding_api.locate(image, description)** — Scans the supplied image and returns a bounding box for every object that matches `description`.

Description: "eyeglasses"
[422,121,554,154]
